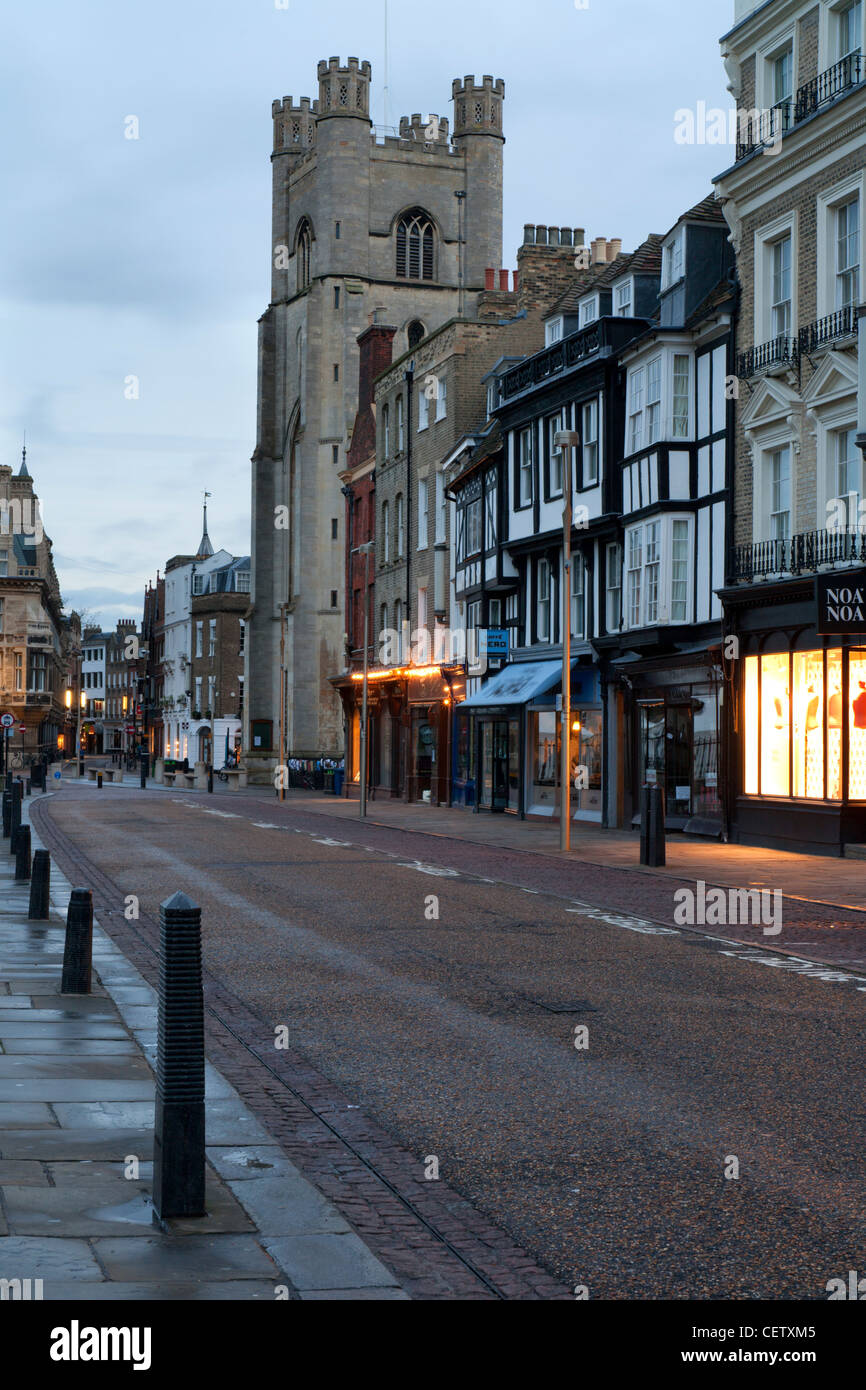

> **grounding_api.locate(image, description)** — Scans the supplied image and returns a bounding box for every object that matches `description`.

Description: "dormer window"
[661,231,684,291]
[579,297,598,328]
[614,280,633,317]
[545,317,564,346]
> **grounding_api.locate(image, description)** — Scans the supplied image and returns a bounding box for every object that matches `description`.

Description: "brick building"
[715,0,866,853]
[189,557,249,766]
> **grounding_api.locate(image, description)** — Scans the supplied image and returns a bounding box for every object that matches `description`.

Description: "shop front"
[526,668,603,821]
[613,649,724,835]
[723,570,866,854]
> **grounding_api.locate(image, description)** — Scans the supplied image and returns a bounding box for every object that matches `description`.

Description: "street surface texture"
[32,784,866,1300]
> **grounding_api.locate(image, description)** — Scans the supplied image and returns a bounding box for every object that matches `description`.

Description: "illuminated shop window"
[793,650,824,800]
[828,649,843,801]
[761,652,790,797]
[745,657,759,795]
[744,648,861,800]
[850,651,866,799]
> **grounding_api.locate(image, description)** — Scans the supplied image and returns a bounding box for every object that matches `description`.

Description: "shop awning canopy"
[460,660,564,709]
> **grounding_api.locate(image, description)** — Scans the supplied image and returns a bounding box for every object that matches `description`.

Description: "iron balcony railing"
[733,528,866,582]
[736,100,791,160]
[799,303,858,353]
[795,51,863,121]
[735,53,864,163]
[736,334,794,379]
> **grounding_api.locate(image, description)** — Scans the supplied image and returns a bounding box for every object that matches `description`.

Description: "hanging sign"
[816,569,866,635]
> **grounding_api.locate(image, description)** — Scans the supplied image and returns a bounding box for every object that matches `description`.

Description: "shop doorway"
[411,708,436,802]
[639,703,693,820]
[478,718,519,813]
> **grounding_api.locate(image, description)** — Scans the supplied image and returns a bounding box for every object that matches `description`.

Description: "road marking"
[566,904,679,936]
[252,823,285,830]
[311,837,352,848]
[398,861,460,878]
[717,948,866,989]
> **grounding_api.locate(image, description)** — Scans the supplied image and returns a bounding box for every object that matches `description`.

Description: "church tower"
[246,58,505,780]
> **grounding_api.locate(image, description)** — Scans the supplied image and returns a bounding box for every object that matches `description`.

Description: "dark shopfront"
[722,569,866,855]
[616,651,724,835]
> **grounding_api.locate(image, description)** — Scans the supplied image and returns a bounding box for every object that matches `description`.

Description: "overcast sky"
[0,0,732,630]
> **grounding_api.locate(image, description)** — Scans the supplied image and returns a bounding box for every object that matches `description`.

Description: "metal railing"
[737,334,794,378]
[736,100,791,159]
[733,528,866,582]
[795,51,863,121]
[739,306,858,377]
[799,303,858,353]
[500,322,604,400]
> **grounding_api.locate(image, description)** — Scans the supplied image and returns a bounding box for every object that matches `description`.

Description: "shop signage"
[486,629,509,659]
[816,569,866,635]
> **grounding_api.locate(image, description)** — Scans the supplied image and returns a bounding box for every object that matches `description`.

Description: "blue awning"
[460,660,564,709]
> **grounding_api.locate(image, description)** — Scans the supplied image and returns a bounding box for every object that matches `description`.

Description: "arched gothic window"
[296,220,312,292]
[407,320,426,350]
[396,211,434,281]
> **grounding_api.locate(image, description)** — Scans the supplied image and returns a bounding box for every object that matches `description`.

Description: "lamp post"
[857,304,866,466]
[554,429,581,854]
[351,540,375,819]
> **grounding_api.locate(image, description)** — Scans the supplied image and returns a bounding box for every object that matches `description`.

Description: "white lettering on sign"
[826,586,865,625]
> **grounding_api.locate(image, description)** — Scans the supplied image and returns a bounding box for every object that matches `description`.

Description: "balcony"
[736,100,791,160]
[799,304,858,354]
[736,334,794,378]
[795,52,863,122]
[734,54,864,165]
[733,528,866,583]
[499,319,639,403]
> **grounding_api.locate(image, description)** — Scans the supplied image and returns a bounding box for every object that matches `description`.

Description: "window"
[192,574,204,595]
[207,676,215,710]
[548,414,564,496]
[394,599,403,660]
[466,495,482,556]
[570,556,584,640]
[407,320,425,350]
[14,652,22,691]
[606,543,622,631]
[836,426,861,500]
[537,559,551,641]
[331,517,338,540]
[839,0,863,58]
[330,591,338,608]
[646,358,662,444]
[333,363,339,382]
[396,394,404,451]
[195,622,203,658]
[487,381,499,417]
[662,231,684,290]
[836,198,860,308]
[236,570,250,593]
[771,46,793,105]
[628,367,645,453]
[671,520,689,621]
[418,478,429,548]
[436,378,447,421]
[380,604,388,646]
[396,210,434,281]
[672,355,690,438]
[615,281,632,317]
[645,521,661,624]
[627,528,642,626]
[383,404,390,457]
[382,501,390,563]
[770,446,791,539]
[485,470,498,550]
[771,234,792,336]
[417,587,428,631]
[396,493,405,557]
[0,552,8,577]
[296,220,312,291]
[334,285,341,310]
[418,388,429,431]
[545,318,563,345]
[208,620,216,657]
[194,677,202,711]
[582,400,599,485]
[335,221,341,239]
[518,428,533,506]
[435,471,446,545]
[579,298,598,327]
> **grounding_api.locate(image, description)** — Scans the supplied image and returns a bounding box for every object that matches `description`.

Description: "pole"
[561,439,574,854]
[279,603,287,801]
[361,591,369,819]
[153,891,205,1219]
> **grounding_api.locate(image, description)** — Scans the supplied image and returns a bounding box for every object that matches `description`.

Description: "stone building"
[103,619,139,760]
[246,56,508,782]
[715,0,866,853]
[0,454,71,767]
[142,574,165,760]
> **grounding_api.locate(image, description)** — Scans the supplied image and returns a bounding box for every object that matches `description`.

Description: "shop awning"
[460,660,564,709]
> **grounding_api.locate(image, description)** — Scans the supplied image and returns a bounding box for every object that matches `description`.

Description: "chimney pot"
[523,224,536,244]
[485,268,495,291]
[499,269,509,291]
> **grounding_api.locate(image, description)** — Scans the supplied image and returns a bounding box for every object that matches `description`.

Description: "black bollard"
[207,764,213,795]
[153,891,205,1220]
[140,753,148,789]
[14,824,31,881]
[9,783,22,853]
[28,849,50,920]
[640,784,666,868]
[61,889,93,994]
[97,772,103,789]
[2,790,10,840]
[4,771,11,793]
[639,785,649,865]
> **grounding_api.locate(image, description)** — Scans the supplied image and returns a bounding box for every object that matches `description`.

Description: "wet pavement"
[0,794,406,1300]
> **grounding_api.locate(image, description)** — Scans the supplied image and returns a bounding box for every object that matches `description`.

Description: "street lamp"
[351,540,376,819]
[554,429,581,854]
[857,304,866,465]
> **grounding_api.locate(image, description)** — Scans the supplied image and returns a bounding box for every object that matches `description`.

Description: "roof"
[545,234,664,318]
[667,194,727,235]
[684,277,737,331]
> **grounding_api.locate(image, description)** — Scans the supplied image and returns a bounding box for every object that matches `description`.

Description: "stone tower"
[246,57,505,780]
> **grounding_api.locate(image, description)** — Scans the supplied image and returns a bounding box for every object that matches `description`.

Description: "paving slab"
[0,1081,154,1102]
[0,1022,128,1039]
[0,1038,138,1054]
[0,1102,57,1128]
[0,1160,49,1186]
[0,1127,149,1160]
[0,1235,104,1281]
[40,1280,284,1301]
[93,1235,282,1282]
[0,1055,152,1080]
[261,1233,401,1291]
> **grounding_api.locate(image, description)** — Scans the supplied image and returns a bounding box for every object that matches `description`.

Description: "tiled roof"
[683,277,737,331]
[673,194,727,229]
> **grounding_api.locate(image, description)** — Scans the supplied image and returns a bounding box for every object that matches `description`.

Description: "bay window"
[628,367,645,453]
[518,428,533,506]
[547,413,564,496]
[537,558,551,642]
[606,543,622,632]
[672,355,690,438]
[671,520,689,621]
[644,521,661,623]
[627,529,642,627]
[646,358,662,445]
[582,400,599,485]
[570,557,585,640]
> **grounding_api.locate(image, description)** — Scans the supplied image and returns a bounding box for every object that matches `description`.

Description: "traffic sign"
[0,713,13,728]
[18,725,26,734]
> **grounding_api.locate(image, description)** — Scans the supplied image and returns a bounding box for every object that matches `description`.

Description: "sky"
[0,0,732,630]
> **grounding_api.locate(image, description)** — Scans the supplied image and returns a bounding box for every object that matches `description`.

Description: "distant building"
[189,556,249,766]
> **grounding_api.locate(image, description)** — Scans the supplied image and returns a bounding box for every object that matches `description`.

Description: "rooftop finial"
[196,490,214,559]
[19,430,29,478]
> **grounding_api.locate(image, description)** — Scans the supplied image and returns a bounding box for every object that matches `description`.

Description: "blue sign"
[486,628,509,658]
[54,771,61,780]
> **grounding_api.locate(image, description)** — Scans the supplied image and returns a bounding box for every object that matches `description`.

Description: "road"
[32,783,866,1299]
